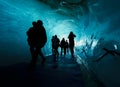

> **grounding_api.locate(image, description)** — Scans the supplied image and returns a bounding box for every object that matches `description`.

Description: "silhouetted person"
[51,36,55,54]
[53,35,60,58]
[27,20,47,70]
[60,38,66,56]
[52,35,60,69]
[27,21,37,59]
[68,31,76,58]
[65,40,69,53]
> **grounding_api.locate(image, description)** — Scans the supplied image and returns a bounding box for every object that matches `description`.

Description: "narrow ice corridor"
[0,0,120,87]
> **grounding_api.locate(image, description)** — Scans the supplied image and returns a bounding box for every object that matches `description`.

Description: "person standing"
[60,38,66,56]
[68,31,76,58]
[65,40,69,54]
[52,35,60,69]
[53,35,60,58]
[51,36,55,55]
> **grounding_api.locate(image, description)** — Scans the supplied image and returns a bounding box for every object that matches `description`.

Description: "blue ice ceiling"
[0,0,120,66]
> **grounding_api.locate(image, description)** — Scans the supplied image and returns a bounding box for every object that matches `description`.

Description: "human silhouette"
[51,35,60,69]
[60,38,66,56]
[65,40,69,53]
[68,31,76,58]
[51,36,55,54]
[53,35,60,58]
[27,21,37,59]
[27,20,47,70]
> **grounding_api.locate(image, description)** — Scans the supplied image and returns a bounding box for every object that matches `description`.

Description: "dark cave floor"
[0,55,104,87]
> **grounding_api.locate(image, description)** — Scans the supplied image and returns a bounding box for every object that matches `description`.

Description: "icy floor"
[0,55,84,87]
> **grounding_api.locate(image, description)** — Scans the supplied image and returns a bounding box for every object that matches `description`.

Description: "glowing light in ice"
[76,39,86,47]
[114,44,117,50]
[92,40,98,48]
[75,38,98,49]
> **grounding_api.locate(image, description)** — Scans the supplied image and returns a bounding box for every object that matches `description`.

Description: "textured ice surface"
[0,0,120,86]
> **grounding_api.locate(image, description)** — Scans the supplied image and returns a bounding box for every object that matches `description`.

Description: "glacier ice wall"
[0,0,120,86]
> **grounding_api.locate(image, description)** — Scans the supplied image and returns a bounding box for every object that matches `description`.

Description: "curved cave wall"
[0,0,120,86]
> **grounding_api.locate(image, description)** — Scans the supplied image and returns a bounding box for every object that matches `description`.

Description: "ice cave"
[0,0,120,87]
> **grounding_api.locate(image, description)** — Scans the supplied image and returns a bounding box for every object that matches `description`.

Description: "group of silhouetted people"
[51,32,76,58]
[26,20,47,70]
[26,20,76,70]
[51,35,60,58]
[60,38,69,56]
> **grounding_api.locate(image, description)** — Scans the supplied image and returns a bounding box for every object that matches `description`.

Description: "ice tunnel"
[0,0,120,87]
